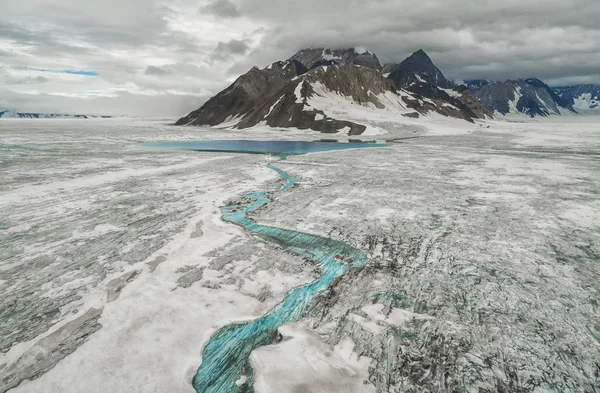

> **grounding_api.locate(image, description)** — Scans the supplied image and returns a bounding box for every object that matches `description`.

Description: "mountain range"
[177,47,599,134]
[0,111,112,119]
[553,84,600,114]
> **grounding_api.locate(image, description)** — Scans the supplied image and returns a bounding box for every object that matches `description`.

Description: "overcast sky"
[2,0,599,117]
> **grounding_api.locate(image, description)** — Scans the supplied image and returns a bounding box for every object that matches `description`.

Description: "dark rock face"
[387,68,420,89]
[289,47,382,70]
[309,59,338,70]
[262,59,309,79]
[405,83,476,119]
[176,60,308,127]
[235,71,368,135]
[236,65,398,133]
[553,84,600,110]
[175,67,288,126]
[473,79,575,117]
[453,86,494,119]
[402,112,420,119]
[304,65,396,107]
[388,49,453,89]
[523,78,573,110]
[473,81,519,115]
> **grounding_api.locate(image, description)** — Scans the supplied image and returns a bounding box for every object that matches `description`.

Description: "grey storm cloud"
[216,39,251,56]
[203,0,241,18]
[145,66,173,76]
[1,0,599,116]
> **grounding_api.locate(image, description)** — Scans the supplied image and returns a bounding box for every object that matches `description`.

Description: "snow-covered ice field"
[1,117,599,392]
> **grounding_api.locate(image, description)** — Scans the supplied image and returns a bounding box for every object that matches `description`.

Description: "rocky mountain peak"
[262,59,308,80]
[389,49,453,89]
[400,49,437,71]
[523,78,573,110]
[411,49,430,60]
[289,47,381,70]
[523,78,547,88]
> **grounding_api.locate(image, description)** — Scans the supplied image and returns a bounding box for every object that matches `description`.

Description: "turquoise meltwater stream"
[191,159,369,393]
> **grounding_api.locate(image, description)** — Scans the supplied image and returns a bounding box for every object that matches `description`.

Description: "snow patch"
[439,87,461,98]
[265,95,285,119]
[214,114,243,128]
[294,81,304,104]
[415,74,426,83]
[573,93,600,113]
[508,86,523,114]
[321,49,341,62]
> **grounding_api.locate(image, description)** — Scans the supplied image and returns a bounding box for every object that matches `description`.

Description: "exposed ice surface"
[255,118,600,392]
[1,116,600,393]
[0,119,318,392]
[251,322,375,393]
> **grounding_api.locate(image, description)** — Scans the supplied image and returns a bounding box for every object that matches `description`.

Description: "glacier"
[1,116,599,393]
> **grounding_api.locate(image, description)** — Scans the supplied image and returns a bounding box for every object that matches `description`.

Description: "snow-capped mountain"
[0,111,112,119]
[553,84,600,113]
[177,47,598,130]
[471,79,575,117]
[462,79,600,117]
[383,50,492,119]
[177,48,483,134]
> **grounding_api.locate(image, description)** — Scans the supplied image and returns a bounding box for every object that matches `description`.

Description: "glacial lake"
[143,139,386,155]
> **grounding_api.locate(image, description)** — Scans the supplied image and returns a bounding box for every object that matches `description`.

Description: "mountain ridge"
[472,79,576,117]
[288,47,381,70]
[177,59,479,134]
[177,47,597,131]
[0,110,112,119]
[553,84,600,113]
[388,49,453,89]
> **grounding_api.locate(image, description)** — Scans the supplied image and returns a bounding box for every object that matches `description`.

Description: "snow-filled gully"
[191,158,368,393]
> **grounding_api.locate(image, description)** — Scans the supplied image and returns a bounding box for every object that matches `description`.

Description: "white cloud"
[0,0,599,116]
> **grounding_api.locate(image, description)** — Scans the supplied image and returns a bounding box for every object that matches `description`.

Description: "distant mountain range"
[468,78,574,117]
[553,84,600,113]
[462,80,600,117]
[177,47,599,134]
[0,111,112,119]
